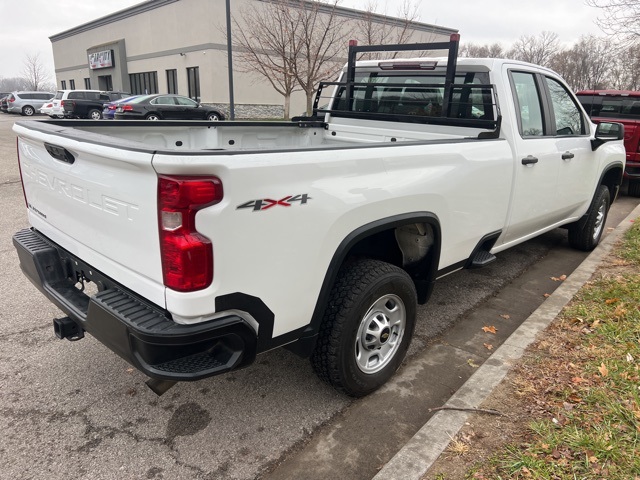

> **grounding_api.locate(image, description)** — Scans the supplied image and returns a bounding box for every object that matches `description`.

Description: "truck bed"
[15,118,493,154]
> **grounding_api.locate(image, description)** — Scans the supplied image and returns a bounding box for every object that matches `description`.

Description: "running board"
[468,250,497,268]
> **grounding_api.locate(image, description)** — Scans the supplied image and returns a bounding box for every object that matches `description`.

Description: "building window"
[69,79,76,90]
[166,69,178,94]
[61,80,67,89]
[129,72,158,95]
[187,67,200,102]
[84,78,91,89]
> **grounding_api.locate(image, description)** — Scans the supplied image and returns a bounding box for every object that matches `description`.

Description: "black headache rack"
[312,34,502,138]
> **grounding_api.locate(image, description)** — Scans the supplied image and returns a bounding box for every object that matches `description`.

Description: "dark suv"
[577,90,640,197]
[63,91,131,119]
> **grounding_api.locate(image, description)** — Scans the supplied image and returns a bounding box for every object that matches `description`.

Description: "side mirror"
[592,122,624,151]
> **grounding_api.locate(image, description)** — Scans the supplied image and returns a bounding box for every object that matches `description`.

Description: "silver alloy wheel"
[593,200,606,242]
[355,294,406,374]
[146,114,160,120]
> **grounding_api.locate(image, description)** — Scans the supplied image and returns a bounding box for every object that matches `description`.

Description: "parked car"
[102,95,138,120]
[114,94,225,121]
[39,100,55,117]
[5,91,54,116]
[577,89,640,197]
[0,93,10,113]
[50,89,101,118]
[63,91,131,119]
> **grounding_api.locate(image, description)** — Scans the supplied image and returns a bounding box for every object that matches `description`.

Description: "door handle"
[521,155,539,165]
[562,151,575,160]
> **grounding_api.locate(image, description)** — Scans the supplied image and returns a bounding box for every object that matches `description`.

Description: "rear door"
[501,69,562,244]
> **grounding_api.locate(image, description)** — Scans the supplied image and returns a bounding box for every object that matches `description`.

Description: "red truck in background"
[577,90,640,197]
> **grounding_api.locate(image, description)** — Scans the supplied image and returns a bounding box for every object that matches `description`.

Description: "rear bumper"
[13,228,257,381]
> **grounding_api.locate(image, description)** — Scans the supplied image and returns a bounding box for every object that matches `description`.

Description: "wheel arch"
[599,161,624,203]
[285,212,441,358]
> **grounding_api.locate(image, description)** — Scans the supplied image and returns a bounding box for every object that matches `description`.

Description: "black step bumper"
[13,228,257,381]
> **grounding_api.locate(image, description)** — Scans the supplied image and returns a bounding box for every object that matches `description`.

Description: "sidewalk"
[373,203,640,480]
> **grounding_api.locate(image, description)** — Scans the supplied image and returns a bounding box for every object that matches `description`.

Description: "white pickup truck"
[13,37,625,397]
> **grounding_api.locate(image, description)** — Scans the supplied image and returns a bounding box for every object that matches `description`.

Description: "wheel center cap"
[380,327,391,344]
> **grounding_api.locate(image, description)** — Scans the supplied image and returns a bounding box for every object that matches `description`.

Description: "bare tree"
[586,0,640,46]
[606,43,640,89]
[355,0,425,59]
[232,0,301,119]
[21,53,50,91]
[549,36,613,91]
[291,0,353,114]
[508,31,560,66]
[459,42,506,58]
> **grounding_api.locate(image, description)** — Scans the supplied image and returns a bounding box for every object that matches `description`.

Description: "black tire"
[311,259,417,397]
[88,109,102,120]
[146,113,161,120]
[628,180,640,198]
[22,105,35,116]
[568,185,610,251]
[206,112,220,121]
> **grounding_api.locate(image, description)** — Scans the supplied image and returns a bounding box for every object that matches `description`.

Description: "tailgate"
[14,122,165,308]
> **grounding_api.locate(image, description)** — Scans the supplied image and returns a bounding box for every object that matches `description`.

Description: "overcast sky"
[0,0,605,82]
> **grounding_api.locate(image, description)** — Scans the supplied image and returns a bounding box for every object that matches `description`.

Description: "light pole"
[225,0,235,120]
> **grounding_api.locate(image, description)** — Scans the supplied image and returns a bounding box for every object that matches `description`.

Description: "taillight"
[108,105,117,110]
[158,175,223,292]
[121,105,133,111]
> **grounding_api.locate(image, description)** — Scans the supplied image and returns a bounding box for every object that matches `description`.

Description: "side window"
[545,77,585,136]
[511,72,544,137]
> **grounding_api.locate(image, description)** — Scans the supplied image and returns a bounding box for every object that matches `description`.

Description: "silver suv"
[6,91,55,116]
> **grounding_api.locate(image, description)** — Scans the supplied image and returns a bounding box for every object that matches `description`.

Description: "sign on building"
[88,50,114,70]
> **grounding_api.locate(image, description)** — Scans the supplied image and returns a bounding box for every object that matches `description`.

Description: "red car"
[577,90,640,197]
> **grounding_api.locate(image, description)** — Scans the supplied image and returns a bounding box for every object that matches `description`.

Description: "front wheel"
[568,185,610,251]
[311,259,417,397]
[206,112,220,121]
[146,113,161,121]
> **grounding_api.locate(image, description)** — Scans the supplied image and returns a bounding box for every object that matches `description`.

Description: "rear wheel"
[568,185,610,251]
[146,113,161,120]
[206,112,220,121]
[311,259,416,397]
[88,109,102,120]
[22,106,35,116]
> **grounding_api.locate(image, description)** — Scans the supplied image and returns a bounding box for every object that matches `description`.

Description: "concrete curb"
[373,203,640,480]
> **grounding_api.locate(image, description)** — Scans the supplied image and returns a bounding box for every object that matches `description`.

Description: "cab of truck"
[577,90,640,196]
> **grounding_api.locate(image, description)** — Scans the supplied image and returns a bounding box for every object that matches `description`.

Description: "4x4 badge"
[237,194,311,211]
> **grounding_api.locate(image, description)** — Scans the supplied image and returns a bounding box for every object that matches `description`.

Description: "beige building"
[50,0,456,118]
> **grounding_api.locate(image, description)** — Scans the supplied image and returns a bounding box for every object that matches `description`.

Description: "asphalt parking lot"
[1,113,638,480]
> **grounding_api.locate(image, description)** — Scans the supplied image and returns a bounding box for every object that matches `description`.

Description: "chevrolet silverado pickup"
[12,36,625,397]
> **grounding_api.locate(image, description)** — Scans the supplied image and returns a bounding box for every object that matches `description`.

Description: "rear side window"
[511,71,544,137]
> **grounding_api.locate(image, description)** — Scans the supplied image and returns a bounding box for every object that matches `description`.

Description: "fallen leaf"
[550,274,567,281]
[483,343,493,350]
[482,325,497,334]
[599,363,609,377]
[605,298,619,304]
[126,368,134,374]
[467,359,479,368]
[543,293,551,298]
[627,353,634,363]
[572,376,586,384]
[500,314,511,320]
